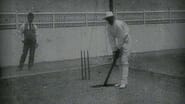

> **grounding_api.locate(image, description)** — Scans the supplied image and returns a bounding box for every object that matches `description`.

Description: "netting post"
[52,13,55,28]
[109,0,113,12]
[85,13,88,27]
[169,9,171,23]
[143,10,145,24]
[15,11,18,29]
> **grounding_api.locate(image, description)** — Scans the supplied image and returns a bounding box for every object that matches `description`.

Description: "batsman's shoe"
[17,65,23,71]
[114,83,120,87]
[119,84,127,89]
[28,65,33,70]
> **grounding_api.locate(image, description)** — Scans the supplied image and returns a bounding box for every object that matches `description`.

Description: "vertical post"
[87,50,90,80]
[109,0,113,12]
[85,13,88,27]
[15,11,18,29]
[115,9,117,18]
[52,13,55,28]
[169,9,171,23]
[81,50,84,80]
[83,51,87,79]
[143,10,145,24]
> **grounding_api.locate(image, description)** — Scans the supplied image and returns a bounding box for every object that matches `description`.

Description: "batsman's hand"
[113,48,121,59]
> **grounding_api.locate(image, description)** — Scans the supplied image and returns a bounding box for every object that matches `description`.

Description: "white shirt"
[18,23,38,41]
[107,20,130,51]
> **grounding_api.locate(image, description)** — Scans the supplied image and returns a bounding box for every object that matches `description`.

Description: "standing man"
[18,12,38,70]
[104,11,131,89]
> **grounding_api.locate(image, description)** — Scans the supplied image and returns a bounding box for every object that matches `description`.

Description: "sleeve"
[34,24,39,42]
[117,22,129,49]
[33,24,38,36]
[107,28,117,51]
[18,24,25,41]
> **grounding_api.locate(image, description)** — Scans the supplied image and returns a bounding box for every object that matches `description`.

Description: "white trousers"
[117,44,130,85]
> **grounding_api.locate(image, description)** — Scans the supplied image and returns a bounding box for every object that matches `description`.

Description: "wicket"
[81,50,90,80]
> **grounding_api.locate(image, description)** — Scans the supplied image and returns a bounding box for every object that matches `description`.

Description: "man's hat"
[103,11,114,19]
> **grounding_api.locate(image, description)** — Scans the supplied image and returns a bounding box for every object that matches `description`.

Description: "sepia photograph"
[0,0,185,104]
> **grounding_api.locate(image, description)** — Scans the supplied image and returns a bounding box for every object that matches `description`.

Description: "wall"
[0,26,110,67]
[1,23,185,67]
[131,24,185,52]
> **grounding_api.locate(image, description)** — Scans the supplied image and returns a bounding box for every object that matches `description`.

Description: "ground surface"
[0,52,185,104]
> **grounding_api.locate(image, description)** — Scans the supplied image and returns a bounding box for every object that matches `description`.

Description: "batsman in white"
[104,11,131,89]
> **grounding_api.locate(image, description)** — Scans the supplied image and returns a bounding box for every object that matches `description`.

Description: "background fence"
[0,10,185,30]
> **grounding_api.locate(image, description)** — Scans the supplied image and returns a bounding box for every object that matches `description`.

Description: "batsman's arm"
[34,24,39,48]
[117,22,129,49]
[16,24,25,43]
[108,30,117,52]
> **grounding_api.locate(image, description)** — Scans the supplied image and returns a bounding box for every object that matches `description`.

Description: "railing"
[0,10,185,30]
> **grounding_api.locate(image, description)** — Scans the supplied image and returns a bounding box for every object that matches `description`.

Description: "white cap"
[104,11,114,19]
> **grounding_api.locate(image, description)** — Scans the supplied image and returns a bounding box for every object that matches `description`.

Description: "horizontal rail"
[0,10,185,29]
[0,12,105,15]
[0,9,185,15]
[0,23,17,25]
